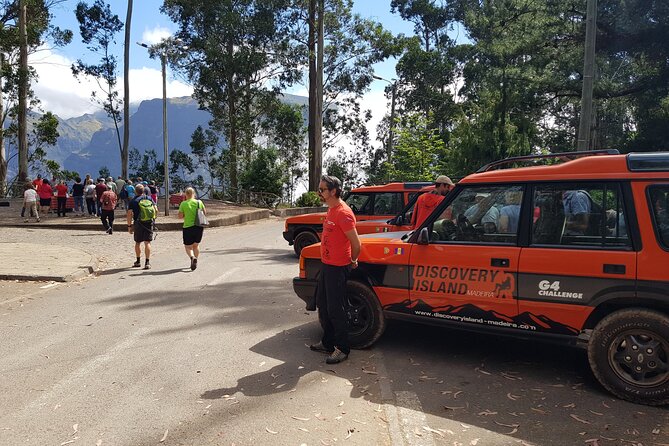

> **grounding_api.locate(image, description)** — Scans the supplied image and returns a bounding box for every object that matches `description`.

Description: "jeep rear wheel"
[588,309,669,405]
[345,281,386,349]
[293,231,319,257]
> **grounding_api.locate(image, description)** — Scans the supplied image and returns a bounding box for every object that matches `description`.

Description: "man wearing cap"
[411,175,455,228]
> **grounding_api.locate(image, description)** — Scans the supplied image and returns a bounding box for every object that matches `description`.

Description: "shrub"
[295,191,322,207]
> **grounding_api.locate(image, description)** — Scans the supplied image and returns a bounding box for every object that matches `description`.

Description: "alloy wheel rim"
[608,329,669,388]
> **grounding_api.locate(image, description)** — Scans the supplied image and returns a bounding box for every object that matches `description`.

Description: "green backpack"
[138,197,156,222]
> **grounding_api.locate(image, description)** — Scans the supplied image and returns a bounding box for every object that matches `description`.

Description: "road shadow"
[100,279,669,446]
[203,247,295,263]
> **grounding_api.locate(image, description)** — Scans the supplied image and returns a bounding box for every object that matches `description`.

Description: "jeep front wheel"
[293,231,319,257]
[588,309,669,405]
[345,281,385,349]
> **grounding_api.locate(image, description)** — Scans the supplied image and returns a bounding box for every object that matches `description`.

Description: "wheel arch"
[584,298,669,330]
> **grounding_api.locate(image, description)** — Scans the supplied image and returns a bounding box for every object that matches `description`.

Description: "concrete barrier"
[272,207,327,217]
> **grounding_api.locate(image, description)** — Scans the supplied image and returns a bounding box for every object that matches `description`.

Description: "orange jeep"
[293,150,669,406]
[284,182,430,256]
[355,185,435,236]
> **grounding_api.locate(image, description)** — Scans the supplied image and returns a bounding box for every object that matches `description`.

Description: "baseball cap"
[434,175,454,186]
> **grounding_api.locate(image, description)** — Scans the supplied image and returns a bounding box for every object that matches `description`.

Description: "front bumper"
[293,277,318,311]
[283,230,294,244]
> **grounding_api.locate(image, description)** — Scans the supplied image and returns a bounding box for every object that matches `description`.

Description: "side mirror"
[417,227,430,245]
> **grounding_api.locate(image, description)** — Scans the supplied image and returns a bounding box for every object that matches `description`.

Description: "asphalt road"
[0,219,667,446]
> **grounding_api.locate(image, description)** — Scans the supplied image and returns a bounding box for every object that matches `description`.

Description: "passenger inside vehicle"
[563,190,592,235]
[498,190,522,233]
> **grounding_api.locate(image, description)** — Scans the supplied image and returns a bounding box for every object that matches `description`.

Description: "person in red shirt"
[38,179,53,217]
[32,174,43,190]
[55,180,69,217]
[411,175,455,228]
[94,178,108,217]
[309,175,361,365]
[99,188,118,234]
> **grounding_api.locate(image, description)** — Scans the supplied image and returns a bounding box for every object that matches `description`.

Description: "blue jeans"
[73,196,84,214]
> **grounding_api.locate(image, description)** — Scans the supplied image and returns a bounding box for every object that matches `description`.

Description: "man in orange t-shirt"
[411,175,455,228]
[309,175,360,365]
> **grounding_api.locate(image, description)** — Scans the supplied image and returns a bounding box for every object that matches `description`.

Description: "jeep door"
[407,185,522,328]
[517,182,637,335]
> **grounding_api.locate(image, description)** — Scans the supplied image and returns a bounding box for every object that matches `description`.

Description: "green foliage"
[98,166,110,178]
[128,148,163,184]
[240,147,283,198]
[262,101,306,202]
[163,0,301,191]
[386,113,449,181]
[72,0,124,153]
[295,191,322,207]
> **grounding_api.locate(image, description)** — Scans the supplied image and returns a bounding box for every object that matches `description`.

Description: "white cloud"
[141,26,173,45]
[361,88,392,146]
[29,48,193,119]
[127,67,193,103]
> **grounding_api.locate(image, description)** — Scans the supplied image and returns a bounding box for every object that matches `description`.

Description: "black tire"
[319,280,385,349]
[293,231,319,257]
[588,308,669,405]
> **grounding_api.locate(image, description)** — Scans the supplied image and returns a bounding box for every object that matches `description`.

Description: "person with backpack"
[126,183,157,270]
[177,187,206,271]
[100,187,117,234]
[121,181,135,210]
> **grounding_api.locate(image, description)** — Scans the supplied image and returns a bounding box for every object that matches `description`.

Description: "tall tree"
[0,0,71,195]
[163,0,301,195]
[122,0,132,178]
[72,0,123,171]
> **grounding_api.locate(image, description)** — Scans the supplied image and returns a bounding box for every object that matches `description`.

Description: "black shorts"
[39,198,51,206]
[134,220,154,243]
[183,225,204,245]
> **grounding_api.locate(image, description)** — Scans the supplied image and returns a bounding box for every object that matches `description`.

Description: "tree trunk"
[314,0,323,186]
[307,0,317,191]
[17,0,28,183]
[0,53,6,197]
[227,39,238,193]
[122,0,133,179]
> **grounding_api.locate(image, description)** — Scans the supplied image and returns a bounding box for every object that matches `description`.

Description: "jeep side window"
[649,186,669,249]
[345,193,372,214]
[429,185,521,244]
[531,183,630,248]
[373,192,403,215]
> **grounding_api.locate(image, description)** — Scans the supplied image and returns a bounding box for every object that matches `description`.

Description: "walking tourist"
[177,187,206,271]
[127,184,157,270]
[84,179,97,216]
[38,179,52,217]
[100,187,117,234]
[55,180,68,217]
[23,182,39,223]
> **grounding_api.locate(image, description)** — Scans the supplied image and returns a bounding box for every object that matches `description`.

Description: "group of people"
[126,186,206,272]
[21,173,207,272]
[22,174,162,221]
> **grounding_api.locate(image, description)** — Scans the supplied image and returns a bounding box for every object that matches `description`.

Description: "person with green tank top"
[178,187,206,270]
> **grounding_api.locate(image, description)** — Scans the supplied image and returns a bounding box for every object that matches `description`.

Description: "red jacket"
[411,192,445,227]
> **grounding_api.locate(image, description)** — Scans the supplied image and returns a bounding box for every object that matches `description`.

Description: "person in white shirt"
[23,182,40,223]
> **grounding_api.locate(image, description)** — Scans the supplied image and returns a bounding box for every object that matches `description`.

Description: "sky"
[32,1,420,146]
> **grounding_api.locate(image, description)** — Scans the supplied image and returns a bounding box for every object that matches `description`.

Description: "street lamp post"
[138,41,170,216]
[373,75,397,164]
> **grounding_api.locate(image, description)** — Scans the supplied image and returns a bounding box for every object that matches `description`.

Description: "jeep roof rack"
[476,149,620,173]
[627,152,669,172]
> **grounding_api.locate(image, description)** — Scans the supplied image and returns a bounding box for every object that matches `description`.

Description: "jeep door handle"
[603,264,626,274]
[491,258,510,267]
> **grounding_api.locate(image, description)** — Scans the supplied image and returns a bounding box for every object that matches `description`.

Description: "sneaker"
[309,341,334,354]
[105,227,111,234]
[109,227,113,235]
[191,257,198,271]
[36,218,40,222]
[132,260,141,268]
[143,263,151,270]
[326,347,348,364]
[24,219,29,223]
